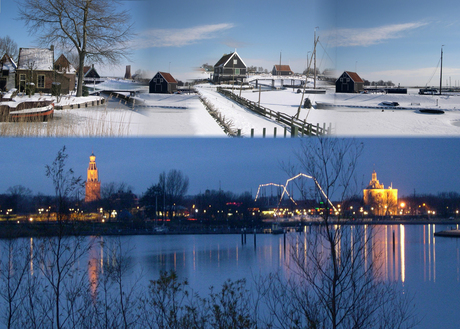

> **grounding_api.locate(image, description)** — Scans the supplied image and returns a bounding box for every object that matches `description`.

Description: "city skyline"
[1,137,459,199]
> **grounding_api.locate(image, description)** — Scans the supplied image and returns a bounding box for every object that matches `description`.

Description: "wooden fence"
[217,88,330,136]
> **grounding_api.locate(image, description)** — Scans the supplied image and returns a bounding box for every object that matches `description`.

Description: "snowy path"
[196,84,288,137]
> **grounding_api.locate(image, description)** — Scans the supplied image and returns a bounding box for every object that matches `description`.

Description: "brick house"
[54,54,76,92]
[16,46,72,94]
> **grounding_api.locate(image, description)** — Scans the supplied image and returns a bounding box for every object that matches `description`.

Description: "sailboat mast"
[314,28,317,89]
[440,45,443,95]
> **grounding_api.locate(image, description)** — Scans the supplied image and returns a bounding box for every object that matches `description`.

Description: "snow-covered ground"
[3,77,460,136]
[236,85,460,136]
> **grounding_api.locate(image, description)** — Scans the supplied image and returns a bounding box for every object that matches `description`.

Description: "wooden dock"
[55,98,105,110]
[218,87,331,136]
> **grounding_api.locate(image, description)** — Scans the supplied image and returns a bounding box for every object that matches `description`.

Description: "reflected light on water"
[400,224,405,283]
[29,237,34,276]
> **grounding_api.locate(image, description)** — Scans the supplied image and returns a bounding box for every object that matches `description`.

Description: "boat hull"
[0,101,54,122]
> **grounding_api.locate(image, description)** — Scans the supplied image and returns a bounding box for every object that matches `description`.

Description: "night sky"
[1,137,459,198]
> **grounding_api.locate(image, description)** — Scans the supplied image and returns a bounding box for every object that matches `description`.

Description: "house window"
[234,68,240,75]
[37,75,45,88]
[20,74,26,82]
[2,70,8,77]
[233,59,237,65]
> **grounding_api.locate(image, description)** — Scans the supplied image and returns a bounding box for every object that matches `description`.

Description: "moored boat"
[418,108,444,114]
[0,100,54,122]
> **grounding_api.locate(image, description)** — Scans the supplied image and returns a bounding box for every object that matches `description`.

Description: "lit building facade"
[363,170,398,216]
[85,152,101,202]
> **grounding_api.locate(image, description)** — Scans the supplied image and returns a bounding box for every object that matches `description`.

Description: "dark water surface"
[91,224,460,328]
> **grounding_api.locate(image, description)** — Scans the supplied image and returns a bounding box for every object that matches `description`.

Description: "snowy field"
[236,84,460,136]
[3,77,460,136]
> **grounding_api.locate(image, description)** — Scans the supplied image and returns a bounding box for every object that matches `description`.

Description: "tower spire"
[85,152,101,202]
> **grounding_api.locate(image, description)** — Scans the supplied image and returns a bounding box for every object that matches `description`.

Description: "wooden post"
[316,123,320,136]
[263,128,266,138]
[237,129,241,137]
[291,126,298,137]
[274,127,277,138]
[251,128,254,138]
[328,123,332,135]
[284,127,287,138]
[258,85,261,107]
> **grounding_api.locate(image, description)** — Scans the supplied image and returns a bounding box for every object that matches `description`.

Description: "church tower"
[363,170,397,216]
[85,152,101,202]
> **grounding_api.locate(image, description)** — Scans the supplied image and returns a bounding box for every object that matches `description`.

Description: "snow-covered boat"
[315,101,335,109]
[381,101,399,106]
[0,100,54,122]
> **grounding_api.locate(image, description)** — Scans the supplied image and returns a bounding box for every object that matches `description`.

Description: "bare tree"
[0,36,19,60]
[41,146,90,329]
[0,238,30,329]
[274,137,418,329]
[159,169,189,219]
[17,0,134,96]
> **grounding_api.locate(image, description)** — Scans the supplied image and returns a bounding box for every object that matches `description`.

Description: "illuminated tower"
[85,152,101,202]
[363,170,398,216]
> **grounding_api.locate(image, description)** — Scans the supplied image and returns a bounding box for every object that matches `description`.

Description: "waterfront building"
[363,170,398,216]
[85,152,101,202]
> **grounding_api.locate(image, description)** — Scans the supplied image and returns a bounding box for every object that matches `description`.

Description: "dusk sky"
[1,137,459,199]
[3,0,460,85]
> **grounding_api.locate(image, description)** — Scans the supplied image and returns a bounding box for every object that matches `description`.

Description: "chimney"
[50,45,54,52]
[124,65,132,79]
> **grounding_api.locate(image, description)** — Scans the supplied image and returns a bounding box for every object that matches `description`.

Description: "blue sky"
[1,0,325,80]
[3,0,460,85]
[1,138,459,199]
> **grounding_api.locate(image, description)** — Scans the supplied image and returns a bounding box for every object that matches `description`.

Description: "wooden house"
[149,71,178,94]
[213,51,247,84]
[336,71,364,93]
[82,64,102,84]
[0,53,17,91]
[54,54,76,92]
[16,46,72,94]
[272,65,293,76]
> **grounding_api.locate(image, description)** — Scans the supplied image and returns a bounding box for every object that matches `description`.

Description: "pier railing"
[217,87,330,136]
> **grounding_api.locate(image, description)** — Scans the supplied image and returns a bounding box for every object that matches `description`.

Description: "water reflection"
[6,224,457,329]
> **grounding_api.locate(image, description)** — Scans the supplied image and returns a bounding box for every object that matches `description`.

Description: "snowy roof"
[214,51,247,68]
[273,65,292,72]
[343,71,364,83]
[1,54,17,71]
[18,48,54,71]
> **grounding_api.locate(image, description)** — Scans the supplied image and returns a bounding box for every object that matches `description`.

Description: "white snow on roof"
[18,48,54,71]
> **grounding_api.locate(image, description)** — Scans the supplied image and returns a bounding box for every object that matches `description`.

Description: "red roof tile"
[274,65,292,72]
[344,71,364,83]
[159,72,177,83]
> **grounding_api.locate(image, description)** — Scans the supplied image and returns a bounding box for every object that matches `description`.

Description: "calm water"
[101,224,460,329]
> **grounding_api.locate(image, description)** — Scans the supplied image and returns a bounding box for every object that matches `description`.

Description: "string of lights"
[255,173,337,212]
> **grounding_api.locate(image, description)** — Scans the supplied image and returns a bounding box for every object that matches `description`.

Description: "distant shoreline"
[0,218,458,239]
